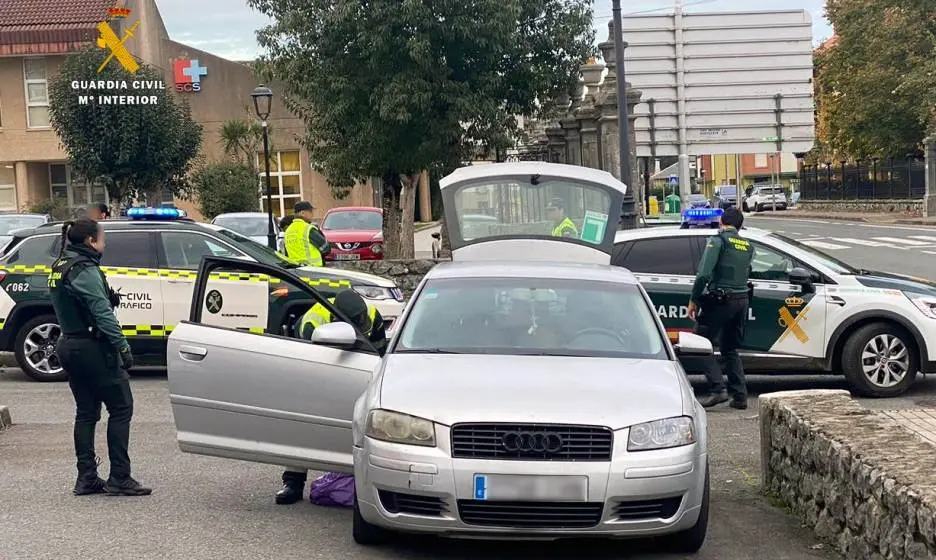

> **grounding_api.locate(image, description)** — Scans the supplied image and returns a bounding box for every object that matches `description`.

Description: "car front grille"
[378,490,447,517]
[457,500,603,528]
[613,496,683,521]
[450,423,613,461]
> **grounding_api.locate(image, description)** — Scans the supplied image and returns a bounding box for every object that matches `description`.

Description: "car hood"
[378,354,686,429]
[294,266,396,288]
[324,229,381,243]
[855,271,936,297]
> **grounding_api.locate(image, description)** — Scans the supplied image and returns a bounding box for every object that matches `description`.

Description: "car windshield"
[718,186,737,196]
[756,186,783,195]
[689,195,706,202]
[323,210,382,230]
[209,226,298,268]
[767,232,859,274]
[212,216,269,237]
[0,215,46,235]
[395,277,668,359]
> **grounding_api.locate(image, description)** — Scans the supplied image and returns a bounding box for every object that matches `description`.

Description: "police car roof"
[614,225,772,243]
[19,219,205,237]
[426,259,640,285]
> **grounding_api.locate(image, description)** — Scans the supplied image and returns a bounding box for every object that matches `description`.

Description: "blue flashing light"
[127,207,183,220]
[681,207,723,222]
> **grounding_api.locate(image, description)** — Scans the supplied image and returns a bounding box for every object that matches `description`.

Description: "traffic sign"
[668,175,678,185]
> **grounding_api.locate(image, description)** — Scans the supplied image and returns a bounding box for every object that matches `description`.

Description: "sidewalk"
[752,208,936,225]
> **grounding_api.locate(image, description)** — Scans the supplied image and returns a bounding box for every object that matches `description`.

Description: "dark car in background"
[712,185,738,209]
[688,194,711,208]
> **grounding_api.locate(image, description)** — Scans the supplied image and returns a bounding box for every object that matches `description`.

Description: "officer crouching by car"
[49,219,151,496]
[686,207,754,410]
[276,289,388,504]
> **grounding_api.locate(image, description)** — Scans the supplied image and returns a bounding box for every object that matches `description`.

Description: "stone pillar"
[596,24,642,187]
[545,125,567,163]
[561,81,584,166]
[418,170,431,222]
[578,59,605,170]
[925,135,936,218]
[14,161,28,212]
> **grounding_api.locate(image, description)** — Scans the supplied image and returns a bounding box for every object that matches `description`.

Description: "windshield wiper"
[395,348,464,354]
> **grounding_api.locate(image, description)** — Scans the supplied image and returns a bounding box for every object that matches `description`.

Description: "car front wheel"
[666,461,709,553]
[14,314,67,382]
[352,495,392,546]
[841,322,918,397]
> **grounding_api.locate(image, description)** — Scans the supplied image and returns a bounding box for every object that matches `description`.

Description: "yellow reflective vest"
[284,218,323,267]
[298,298,378,339]
[551,217,578,238]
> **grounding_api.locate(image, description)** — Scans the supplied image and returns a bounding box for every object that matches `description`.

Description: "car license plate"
[472,474,587,501]
[334,253,360,260]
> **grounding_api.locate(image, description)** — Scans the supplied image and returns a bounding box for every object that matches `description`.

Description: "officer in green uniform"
[276,290,388,504]
[284,201,330,266]
[687,207,754,409]
[49,219,152,496]
[546,198,579,238]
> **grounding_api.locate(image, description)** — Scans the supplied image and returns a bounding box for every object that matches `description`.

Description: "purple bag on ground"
[310,472,355,507]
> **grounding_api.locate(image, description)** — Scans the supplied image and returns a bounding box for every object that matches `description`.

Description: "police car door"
[166,257,379,473]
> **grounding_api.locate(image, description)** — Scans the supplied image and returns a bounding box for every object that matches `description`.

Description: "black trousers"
[57,336,134,480]
[694,295,749,398]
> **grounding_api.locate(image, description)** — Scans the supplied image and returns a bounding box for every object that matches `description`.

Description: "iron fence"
[501,148,553,162]
[799,158,925,200]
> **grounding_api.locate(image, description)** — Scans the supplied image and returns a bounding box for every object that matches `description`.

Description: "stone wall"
[797,199,923,216]
[331,259,446,298]
[760,390,936,559]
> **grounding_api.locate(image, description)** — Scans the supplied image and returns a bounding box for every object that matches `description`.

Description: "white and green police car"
[0,207,405,382]
[614,209,936,398]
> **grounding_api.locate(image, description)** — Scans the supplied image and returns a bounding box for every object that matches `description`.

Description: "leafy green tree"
[190,162,260,220]
[48,46,202,204]
[220,116,274,171]
[814,0,936,159]
[249,0,595,258]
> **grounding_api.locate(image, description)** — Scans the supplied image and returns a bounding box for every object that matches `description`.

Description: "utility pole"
[613,0,637,229]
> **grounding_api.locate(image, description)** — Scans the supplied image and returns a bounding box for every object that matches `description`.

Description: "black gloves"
[119,346,134,370]
[108,288,122,310]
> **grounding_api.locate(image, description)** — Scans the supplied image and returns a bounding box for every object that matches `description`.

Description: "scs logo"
[173,58,207,93]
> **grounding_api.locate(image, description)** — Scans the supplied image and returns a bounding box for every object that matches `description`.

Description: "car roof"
[17,219,210,238]
[212,212,270,219]
[425,259,640,285]
[614,226,772,243]
[324,206,382,213]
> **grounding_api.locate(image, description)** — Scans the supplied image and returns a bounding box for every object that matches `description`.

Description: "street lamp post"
[612,0,636,229]
[251,84,276,250]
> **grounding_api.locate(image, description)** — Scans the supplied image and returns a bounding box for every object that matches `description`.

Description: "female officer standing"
[49,219,151,496]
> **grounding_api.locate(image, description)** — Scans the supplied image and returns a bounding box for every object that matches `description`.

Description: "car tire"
[842,322,919,398]
[667,462,709,553]
[14,314,67,382]
[352,495,392,546]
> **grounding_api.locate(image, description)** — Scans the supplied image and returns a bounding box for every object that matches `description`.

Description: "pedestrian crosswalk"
[798,235,936,252]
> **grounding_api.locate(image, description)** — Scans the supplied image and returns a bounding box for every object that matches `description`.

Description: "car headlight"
[370,243,383,254]
[907,293,936,319]
[365,409,436,446]
[627,416,696,452]
[353,285,393,300]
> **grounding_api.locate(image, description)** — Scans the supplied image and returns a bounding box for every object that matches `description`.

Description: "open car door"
[167,256,381,473]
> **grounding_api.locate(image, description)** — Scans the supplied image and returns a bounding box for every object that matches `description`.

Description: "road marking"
[908,236,936,242]
[801,240,849,250]
[871,237,932,246]
[924,251,936,256]
[828,237,905,249]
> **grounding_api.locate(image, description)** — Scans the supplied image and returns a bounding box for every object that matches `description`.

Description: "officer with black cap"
[688,206,754,409]
[275,289,388,504]
[545,197,578,238]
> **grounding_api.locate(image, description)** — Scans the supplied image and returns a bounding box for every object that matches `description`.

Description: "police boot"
[698,391,729,408]
[275,481,305,505]
[74,457,106,495]
[104,476,152,496]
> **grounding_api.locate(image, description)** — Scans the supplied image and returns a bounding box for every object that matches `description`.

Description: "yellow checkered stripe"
[0,265,273,283]
[0,264,52,274]
[299,277,352,289]
[236,327,266,334]
[121,324,174,337]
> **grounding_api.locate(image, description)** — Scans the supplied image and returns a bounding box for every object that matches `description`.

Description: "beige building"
[0,0,377,220]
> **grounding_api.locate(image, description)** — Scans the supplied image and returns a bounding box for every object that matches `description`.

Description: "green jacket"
[284,218,327,267]
[690,227,754,304]
[48,245,129,352]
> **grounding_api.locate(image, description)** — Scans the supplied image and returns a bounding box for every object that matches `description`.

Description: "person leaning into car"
[276,290,388,505]
[687,206,754,410]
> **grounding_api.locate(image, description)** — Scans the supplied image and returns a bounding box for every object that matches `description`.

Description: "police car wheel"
[352,494,392,546]
[666,461,709,553]
[14,314,67,382]
[841,322,918,398]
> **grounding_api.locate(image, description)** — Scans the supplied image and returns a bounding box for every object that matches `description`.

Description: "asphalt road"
[745,215,936,279]
[3,216,935,559]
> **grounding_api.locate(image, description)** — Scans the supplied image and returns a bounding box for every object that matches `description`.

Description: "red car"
[321,206,384,261]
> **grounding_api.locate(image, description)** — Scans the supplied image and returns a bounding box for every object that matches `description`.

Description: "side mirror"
[310,322,358,348]
[674,331,714,356]
[788,267,815,294]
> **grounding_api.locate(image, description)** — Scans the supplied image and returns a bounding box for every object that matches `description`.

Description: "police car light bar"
[682,208,723,221]
[127,207,183,220]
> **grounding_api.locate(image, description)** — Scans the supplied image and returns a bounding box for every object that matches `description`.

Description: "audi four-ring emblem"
[501,431,563,453]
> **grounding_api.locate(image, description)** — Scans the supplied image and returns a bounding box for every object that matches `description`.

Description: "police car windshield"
[209,226,297,268]
[212,215,269,237]
[767,232,859,274]
[0,215,47,235]
[394,277,668,360]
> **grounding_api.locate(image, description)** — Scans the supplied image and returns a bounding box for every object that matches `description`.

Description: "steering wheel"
[569,327,628,349]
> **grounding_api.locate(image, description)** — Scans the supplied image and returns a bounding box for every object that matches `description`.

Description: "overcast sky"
[156,0,832,62]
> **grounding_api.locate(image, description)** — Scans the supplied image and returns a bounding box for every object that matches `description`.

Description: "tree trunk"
[381,173,403,259]
[399,173,420,259]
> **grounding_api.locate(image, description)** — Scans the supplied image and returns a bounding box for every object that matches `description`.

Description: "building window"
[0,165,16,211]
[257,150,302,218]
[24,58,51,129]
[754,153,768,168]
[49,164,109,209]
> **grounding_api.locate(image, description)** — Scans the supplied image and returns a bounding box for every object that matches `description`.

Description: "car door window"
[100,232,157,268]
[750,242,796,282]
[3,235,58,265]
[618,237,695,275]
[160,232,245,270]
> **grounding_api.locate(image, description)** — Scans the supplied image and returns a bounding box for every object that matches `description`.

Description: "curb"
[414,221,440,232]
[0,353,16,368]
[752,212,935,226]
[0,405,11,431]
